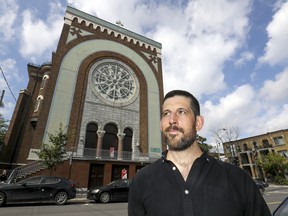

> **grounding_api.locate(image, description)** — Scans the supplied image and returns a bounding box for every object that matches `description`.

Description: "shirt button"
[172,166,176,170]
[185,190,189,194]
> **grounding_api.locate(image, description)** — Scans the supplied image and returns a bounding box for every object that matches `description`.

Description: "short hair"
[163,90,200,116]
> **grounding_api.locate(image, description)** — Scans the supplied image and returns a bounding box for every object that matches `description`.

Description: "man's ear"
[195,115,204,131]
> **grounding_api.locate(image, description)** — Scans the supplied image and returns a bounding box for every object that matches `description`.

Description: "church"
[2,6,164,189]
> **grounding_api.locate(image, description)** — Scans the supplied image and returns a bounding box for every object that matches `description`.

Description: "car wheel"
[54,191,68,205]
[99,192,111,203]
[0,192,6,206]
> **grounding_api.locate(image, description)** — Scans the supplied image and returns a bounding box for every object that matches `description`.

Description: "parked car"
[254,179,269,195]
[0,176,76,206]
[273,197,288,216]
[87,179,131,203]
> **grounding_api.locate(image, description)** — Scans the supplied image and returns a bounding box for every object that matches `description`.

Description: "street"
[0,184,287,215]
[264,184,288,213]
[0,201,128,216]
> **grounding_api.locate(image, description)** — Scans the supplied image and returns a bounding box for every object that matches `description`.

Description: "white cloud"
[0,58,21,120]
[152,0,251,96]
[234,51,255,66]
[0,58,22,83]
[201,84,260,136]
[259,2,288,66]
[263,104,288,131]
[259,68,288,104]
[0,0,18,42]
[19,2,65,61]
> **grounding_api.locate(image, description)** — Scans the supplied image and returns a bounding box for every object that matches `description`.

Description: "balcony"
[71,148,160,163]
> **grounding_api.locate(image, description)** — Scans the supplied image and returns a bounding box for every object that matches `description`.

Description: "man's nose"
[169,112,178,125]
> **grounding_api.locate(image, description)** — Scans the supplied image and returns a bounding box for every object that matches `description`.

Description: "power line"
[0,66,17,102]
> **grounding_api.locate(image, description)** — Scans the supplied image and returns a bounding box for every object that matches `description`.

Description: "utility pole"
[0,90,5,107]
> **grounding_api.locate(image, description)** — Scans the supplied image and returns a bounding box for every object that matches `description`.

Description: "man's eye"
[178,110,186,115]
[162,112,170,117]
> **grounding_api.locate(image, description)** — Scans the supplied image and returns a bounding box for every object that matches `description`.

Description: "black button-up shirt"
[128,152,271,216]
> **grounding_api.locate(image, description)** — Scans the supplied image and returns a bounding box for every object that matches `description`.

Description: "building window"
[252,141,258,150]
[103,123,118,152]
[243,143,248,151]
[262,139,270,148]
[84,123,98,157]
[123,128,133,152]
[34,95,44,112]
[40,74,49,89]
[273,136,285,146]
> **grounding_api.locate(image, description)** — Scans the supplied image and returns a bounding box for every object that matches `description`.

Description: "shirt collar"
[161,150,210,163]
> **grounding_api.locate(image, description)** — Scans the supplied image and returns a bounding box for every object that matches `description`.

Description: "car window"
[44,177,60,184]
[20,177,42,184]
[119,180,129,187]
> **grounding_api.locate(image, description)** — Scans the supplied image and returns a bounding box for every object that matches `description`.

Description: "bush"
[274,175,288,185]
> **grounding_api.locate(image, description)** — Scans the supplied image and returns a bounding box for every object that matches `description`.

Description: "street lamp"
[217,128,226,160]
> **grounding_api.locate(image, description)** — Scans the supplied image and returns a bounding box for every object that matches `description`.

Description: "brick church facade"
[1,6,164,189]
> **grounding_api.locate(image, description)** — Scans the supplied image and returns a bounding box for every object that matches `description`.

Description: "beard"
[164,124,197,151]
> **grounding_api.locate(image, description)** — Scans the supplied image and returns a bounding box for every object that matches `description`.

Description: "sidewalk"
[268,184,288,188]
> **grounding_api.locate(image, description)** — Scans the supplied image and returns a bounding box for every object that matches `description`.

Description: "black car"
[87,179,131,203]
[254,179,269,195]
[0,176,76,206]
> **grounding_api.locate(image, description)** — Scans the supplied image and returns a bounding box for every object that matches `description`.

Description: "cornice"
[64,6,162,55]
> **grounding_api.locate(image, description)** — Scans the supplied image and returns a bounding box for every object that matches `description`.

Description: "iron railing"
[6,160,45,183]
[72,148,161,162]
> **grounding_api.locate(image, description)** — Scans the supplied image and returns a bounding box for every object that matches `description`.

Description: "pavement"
[268,184,288,188]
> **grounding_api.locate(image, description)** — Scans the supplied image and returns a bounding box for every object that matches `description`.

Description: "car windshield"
[107,180,118,186]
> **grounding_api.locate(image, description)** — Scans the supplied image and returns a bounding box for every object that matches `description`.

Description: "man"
[128,90,271,216]
[0,170,7,182]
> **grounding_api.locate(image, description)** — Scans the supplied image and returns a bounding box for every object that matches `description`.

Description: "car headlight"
[91,189,100,193]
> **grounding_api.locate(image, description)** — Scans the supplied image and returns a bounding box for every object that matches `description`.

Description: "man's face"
[160,95,198,151]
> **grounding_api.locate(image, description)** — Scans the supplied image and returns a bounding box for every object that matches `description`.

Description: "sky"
[0,0,288,146]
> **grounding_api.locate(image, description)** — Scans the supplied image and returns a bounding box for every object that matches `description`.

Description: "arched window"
[40,74,49,89]
[34,95,44,112]
[103,123,118,151]
[84,123,98,157]
[243,143,248,151]
[123,128,133,152]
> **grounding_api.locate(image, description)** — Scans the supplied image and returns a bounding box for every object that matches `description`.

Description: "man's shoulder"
[209,156,251,179]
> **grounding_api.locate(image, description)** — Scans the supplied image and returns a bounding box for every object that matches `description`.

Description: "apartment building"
[223,129,288,180]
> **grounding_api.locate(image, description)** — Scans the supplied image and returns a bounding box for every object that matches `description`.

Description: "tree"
[257,152,288,184]
[35,124,68,174]
[210,126,241,159]
[210,126,240,144]
[0,113,8,152]
[197,134,213,153]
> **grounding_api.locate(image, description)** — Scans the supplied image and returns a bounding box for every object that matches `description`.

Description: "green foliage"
[257,152,288,184]
[35,125,68,171]
[197,134,213,152]
[0,113,8,150]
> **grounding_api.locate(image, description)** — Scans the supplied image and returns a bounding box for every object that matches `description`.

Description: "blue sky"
[1,0,288,146]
